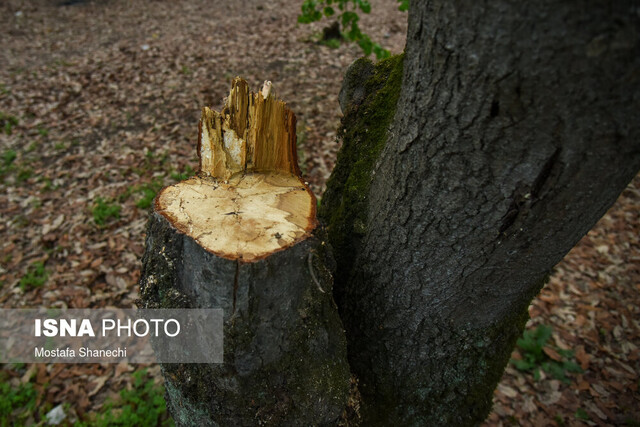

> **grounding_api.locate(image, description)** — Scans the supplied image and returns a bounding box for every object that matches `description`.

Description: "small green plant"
[170,165,194,182]
[79,369,173,427]
[133,150,169,176]
[16,166,33,183]
[136,187,156,209]
[30,197,42,209]
[40,176,55,192]
[37,126,49,137]
[19,261,48,290]
[0,149,17,181]
[511,324,583,384]
[298,0,408,59]
[0,375,39,424]
[92,197,121,226]
[11,214,29,228]
[0,112,19,135]
[135,178,165,209]
[320,38,341,49]
[575,408,590,421]
[2,149,16,166]
[26,141,40,152]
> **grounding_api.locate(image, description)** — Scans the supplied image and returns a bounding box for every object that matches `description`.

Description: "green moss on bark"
[319,54,404,290]
[431,305,530,426]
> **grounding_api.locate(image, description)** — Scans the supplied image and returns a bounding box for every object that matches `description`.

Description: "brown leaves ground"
[0,0,637,425]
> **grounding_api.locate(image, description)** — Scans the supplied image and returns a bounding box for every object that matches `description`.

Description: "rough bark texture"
[138,212,350,426]
[321,1,640,425]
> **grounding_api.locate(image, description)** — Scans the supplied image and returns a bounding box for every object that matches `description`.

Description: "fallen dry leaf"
[1,1,637,425]
[543,346,563,362]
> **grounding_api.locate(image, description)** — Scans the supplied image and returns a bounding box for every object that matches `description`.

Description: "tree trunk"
[321,1,640,425]
[138,79,351,426]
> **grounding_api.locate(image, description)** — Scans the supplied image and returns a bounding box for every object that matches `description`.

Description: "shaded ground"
[0,0,637,425]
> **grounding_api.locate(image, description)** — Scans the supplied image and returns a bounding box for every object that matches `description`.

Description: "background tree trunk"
[321,1,640,424]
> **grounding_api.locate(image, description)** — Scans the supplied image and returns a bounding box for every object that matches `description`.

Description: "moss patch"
[319,54,404,292]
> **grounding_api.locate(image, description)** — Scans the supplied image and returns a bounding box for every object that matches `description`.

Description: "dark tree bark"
[139,212,350,426]
[321,0,640,425]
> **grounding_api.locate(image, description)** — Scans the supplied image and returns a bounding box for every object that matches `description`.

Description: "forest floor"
[0,0,638,425]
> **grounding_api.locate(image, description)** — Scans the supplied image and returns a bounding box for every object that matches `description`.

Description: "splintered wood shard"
[156,78,316,262]
[198,78,300,180]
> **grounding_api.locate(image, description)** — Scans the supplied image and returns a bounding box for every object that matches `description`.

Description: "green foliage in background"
[0,367,172,426]
[135,178,165,209]
[511,324,583,384]
[575,408,590,421]
[0,149,17,182]
[119,164,194,210]
[298,0,408,59]
[19,260,48,290]
[78,369,173,427]
[0,377,39,426]
[169,165,194,182]
[0,112,19,135]
[1,149,16,166]
[92,197,122,227]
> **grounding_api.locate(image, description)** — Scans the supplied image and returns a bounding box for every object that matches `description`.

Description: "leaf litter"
[0,0,637,425]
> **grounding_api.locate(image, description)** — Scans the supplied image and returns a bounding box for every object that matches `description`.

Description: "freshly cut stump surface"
[156,172,316,262]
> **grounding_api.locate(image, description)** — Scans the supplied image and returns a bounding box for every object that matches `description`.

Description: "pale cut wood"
[155,172,316,262]
[197,78,299,179]
[157,78,316,262]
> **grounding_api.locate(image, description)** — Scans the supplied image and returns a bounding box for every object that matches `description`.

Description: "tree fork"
[138,78,351,426]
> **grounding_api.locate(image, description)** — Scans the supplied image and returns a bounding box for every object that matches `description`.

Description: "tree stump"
[138,79,350,426]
